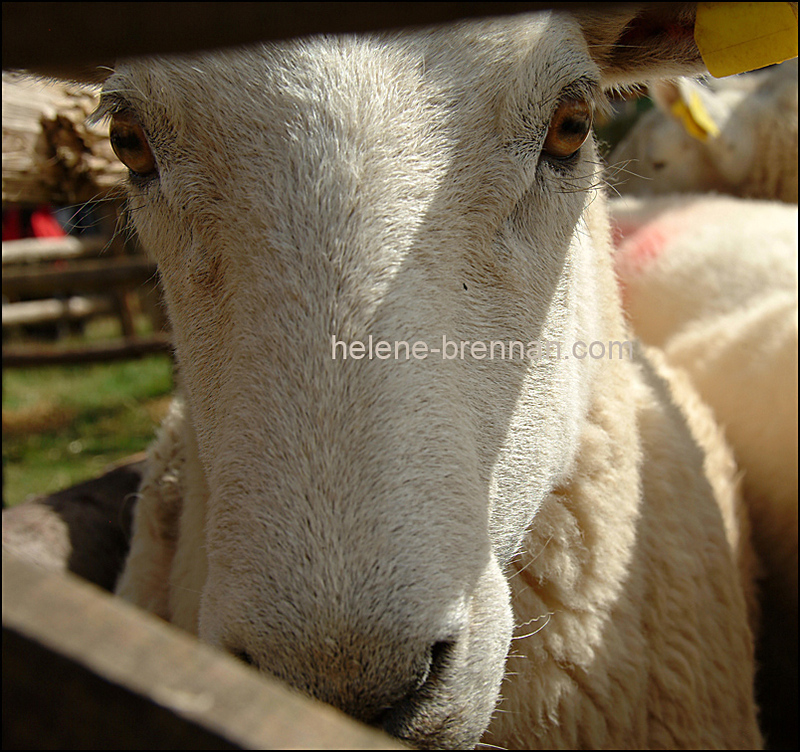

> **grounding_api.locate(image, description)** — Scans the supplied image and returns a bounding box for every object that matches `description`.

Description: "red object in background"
[30,205,67,238]
[2,205,67,241]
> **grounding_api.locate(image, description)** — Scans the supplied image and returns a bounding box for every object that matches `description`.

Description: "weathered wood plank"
[2,553,407,750]
[2,295,114,327]
[2,3,610,80]
[2,236,108,264]
[1,256,158,297]
[2,72,125,204]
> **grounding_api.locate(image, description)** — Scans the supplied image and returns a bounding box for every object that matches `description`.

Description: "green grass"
[2,319,174,507]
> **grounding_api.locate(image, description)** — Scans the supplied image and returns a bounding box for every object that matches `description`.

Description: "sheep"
[22,7,765,749]
[608,59,798,203]
[612,197,798,544]
[612,192,799,748]
[2,458,142,591]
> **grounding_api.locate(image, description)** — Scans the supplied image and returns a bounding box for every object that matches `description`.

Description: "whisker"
[508,534,553,580]
[512,612,553,640]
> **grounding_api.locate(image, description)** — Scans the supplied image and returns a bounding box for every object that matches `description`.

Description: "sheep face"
[101,9,702,748]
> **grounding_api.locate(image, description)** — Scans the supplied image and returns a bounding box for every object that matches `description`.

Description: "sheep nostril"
[229,647,257,668]
[428,640,455,683]
[376,640,458,738]
[409,640,456,696]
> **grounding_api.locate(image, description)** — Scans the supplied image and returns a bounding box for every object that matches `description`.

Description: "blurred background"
[2,73,173,507]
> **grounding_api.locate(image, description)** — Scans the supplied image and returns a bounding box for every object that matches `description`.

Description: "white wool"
[613,192,798,633]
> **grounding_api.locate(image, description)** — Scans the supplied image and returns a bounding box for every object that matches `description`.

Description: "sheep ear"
[647,80,682,113]
[576,4,704,86]
[651,78,728,142]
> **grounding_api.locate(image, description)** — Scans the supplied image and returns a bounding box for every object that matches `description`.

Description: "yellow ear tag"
[695,2,799,78]
[669,90,721,141]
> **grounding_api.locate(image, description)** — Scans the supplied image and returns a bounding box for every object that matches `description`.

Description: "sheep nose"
[228,637,457,726]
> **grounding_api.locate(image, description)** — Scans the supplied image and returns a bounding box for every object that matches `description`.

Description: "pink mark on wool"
[613,213,687,310]
[614,202,708,278]
[613,220,669,275]
[613,200,712,312]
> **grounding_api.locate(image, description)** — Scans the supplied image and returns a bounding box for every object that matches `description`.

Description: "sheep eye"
[543,97,593,159]
[109,111,157,176]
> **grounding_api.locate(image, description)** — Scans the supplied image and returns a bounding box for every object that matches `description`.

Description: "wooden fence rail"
[2,256,158,297]
[2,552,405,750]
[2,238,167,368]
[2,294,114,328]
[2,235,108,264]
[3,72,169,367]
